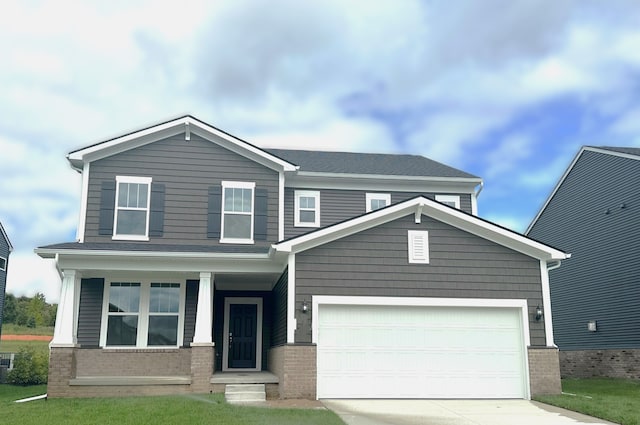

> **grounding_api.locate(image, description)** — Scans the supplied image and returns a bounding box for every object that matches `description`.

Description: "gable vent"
[408,230,429,264]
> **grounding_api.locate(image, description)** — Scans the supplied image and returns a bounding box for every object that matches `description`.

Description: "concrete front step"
[225,383,266,404]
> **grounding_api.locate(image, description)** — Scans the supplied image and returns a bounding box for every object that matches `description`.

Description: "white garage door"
[316,303,528,399]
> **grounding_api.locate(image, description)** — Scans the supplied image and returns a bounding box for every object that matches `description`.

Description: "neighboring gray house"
[0,221,12,341]
[37,116,568,400]
[527,146,640,379]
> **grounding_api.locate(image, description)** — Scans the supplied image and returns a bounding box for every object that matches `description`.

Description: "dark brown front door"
[228,304,257,369]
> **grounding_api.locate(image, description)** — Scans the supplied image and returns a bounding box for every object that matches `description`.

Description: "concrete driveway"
[322,400,618,425]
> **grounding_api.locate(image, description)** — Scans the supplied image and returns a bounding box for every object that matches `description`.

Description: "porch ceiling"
[214,273,282,291]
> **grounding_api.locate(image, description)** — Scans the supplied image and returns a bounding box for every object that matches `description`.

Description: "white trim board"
[273,196,568,261]
[222,297,263,372]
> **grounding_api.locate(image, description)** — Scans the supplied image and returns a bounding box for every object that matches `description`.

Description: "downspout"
[547,260,562,271]
[471,181,484,215]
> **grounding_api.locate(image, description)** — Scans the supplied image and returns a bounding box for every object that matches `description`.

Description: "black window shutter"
[207,186,222,238]
[149,183,165,237]
[255,188,268,240]
[98,181,116,235]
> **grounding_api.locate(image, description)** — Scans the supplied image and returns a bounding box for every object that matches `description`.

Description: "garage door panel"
[317,303,527,399]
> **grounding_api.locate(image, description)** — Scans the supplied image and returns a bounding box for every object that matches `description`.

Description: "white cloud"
[6,253,60,303]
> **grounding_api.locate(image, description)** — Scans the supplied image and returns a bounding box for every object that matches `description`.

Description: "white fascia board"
[0,222,13,252]
[285,172,481,193]
[584,146,640,162]
[274,196,568,261]
[35,249,286,274]
[67,116,297,172]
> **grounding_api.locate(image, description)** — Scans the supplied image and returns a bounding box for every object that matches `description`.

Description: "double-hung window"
[366,193,391,212]
[435,194,460,209]
[102,280,184,348]
[114,176,152,240]
[221,181,255,243]
[0,257,6,271]
[294,190,320,227]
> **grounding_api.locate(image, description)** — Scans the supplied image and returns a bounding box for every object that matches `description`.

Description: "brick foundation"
[560,349,640,379]
[528,347,562,395]
[47,346,214,398]
[268,344,316,399]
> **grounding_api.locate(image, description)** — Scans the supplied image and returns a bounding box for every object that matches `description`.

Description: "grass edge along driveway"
[535,378,640,425]
[0,385,345,425]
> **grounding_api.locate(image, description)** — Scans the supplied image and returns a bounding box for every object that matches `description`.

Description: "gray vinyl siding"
[77,278,104,347]
[270,270,288,347]
[284,189,473,238]
[0,234,9,338]
[294,213,545,345]
[84,133,279,246]
[527,150,640,350]
[182,280,199,347]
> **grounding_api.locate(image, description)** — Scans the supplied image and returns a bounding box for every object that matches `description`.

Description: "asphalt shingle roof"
[265,148,479,179]
[37,242,270,254]
[595,146,640,157]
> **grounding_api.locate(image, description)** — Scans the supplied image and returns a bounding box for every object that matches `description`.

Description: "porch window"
[294,190,320,227]
[102,280,185,348]
[221,181,255,243]
[114,176,152,240]
[366,193,391,212]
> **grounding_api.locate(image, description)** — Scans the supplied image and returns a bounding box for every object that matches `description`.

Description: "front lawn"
[0,385,344,425]
[535,378,640,425]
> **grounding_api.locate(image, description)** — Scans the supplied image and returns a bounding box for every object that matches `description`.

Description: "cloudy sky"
[2,0,640,303]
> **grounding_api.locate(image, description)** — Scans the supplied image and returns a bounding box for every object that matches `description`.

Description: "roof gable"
[67,116,298,173]
[273,196,567,261]
[526,145,640,234]
[0,221,13,252]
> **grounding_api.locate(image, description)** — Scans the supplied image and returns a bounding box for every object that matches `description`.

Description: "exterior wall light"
[588,320,597,332]
[535,305,543,321]
[302,301,309,313]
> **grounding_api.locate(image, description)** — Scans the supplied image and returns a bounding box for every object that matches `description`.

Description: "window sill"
[112,235,150,241]
[100,347,181,352]
[294,223,320,228]
[220,238,255,244]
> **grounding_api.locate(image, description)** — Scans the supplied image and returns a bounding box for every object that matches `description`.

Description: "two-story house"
[37,116,568,400]
[0,221,12,341]
[527,146,640,379]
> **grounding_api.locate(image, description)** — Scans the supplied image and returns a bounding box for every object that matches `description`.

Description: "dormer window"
[113,176,152,240]
[366,193,391,212]
[435,195,460,209]
[221,181,255,243]
[295,190,320,227]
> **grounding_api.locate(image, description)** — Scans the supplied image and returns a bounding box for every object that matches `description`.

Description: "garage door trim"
[313,296,531,399]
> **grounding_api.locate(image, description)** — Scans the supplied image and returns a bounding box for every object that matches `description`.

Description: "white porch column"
[51,269,80,347]
[192,272,214,345]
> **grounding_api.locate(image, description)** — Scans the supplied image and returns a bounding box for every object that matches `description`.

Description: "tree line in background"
[2,293,57,328]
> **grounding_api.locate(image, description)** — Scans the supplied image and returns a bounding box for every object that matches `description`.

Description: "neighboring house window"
[221,181,255,243]
[408,230,429,264]
[366,193,391,212]
[435,194,460,209]
[102,281,184,348]
[294,190,320,227]
[113,176,152,240]
[0,256,6,271]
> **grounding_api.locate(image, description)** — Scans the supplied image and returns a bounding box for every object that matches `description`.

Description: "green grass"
[0,385,344,425]
[535,378,640,425]
[0,340,50,355]
[1,324,54,336]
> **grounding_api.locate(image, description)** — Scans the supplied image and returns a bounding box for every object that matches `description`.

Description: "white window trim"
[294,190,320,227]
[113,176,152,241]
[435,194,460,209]
[220,181,255,244]
[99,279,186,349]
[0,256,6,271]
[365,193,391,212]
[408,230,429,264]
